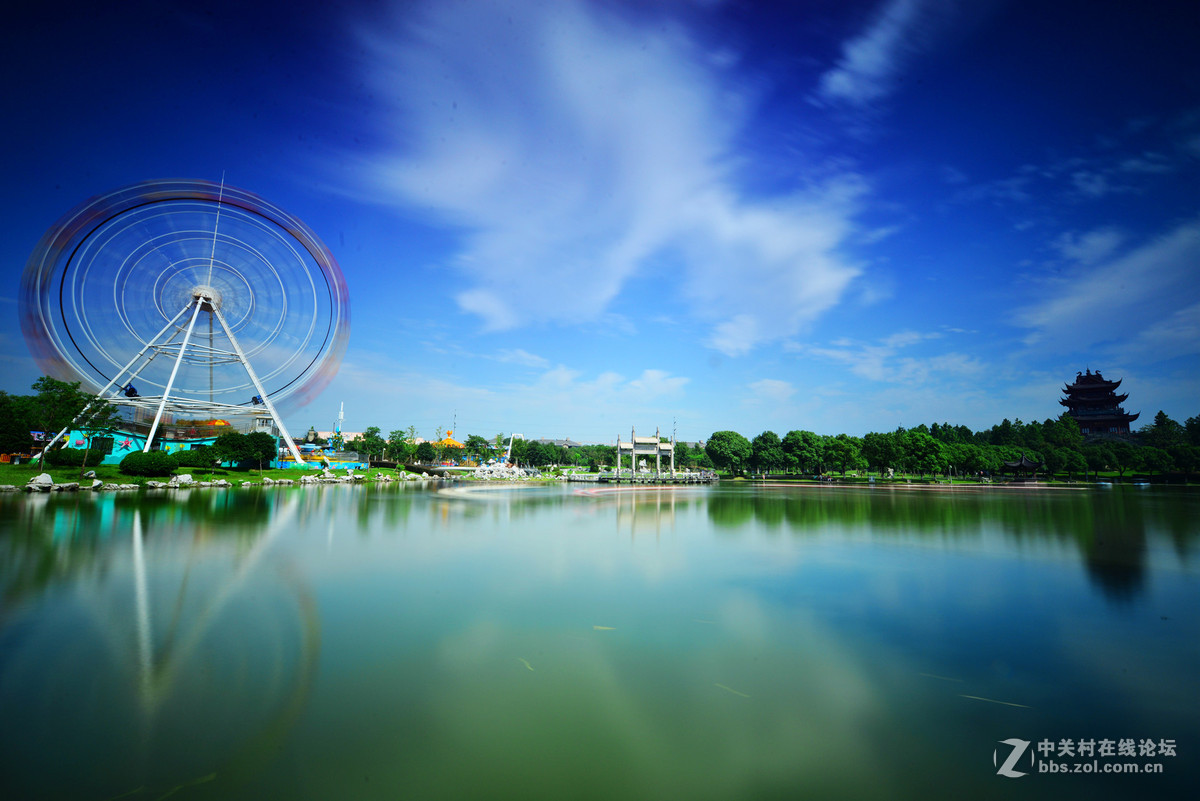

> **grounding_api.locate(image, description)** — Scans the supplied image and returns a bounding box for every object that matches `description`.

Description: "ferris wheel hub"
[190,284,223,311]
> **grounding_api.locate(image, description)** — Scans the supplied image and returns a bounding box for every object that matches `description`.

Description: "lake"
[1,481,1197,800]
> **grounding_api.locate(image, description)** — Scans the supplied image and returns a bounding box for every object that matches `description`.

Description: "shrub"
[119,450,178,477]
[172,445,218,469]
[43,447,107,468]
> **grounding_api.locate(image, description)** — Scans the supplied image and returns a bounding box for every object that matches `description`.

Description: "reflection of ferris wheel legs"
[45,285,307,464]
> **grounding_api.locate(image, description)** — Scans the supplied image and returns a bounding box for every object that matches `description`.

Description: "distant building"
[1060,369,1140,435]
[533,438,585,449]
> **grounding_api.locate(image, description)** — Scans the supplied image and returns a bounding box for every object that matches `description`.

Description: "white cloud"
[1112,302,1200,363]
[748,378,795,406]
[1051,227,1125,265]
[351,0,863,355]
[797,330,982,385]
[319,349,690,441]
[1015,216,1200,353]
[817,0,953,107]
[495,348,549,369]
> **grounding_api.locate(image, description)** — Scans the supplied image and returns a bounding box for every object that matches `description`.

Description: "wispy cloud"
[1051,227,1125,265]
[495,348,549,369]
[1015,215,1200,359]
[794,330,981,384]
[817,0,954,107]
[349,0,863,356]
[326,349,689,441]
[748,378,796,406]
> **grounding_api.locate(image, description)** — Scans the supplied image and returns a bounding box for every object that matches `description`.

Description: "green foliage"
[119,450,177,477]
[246,432,278,469]
[171,445,218,468]
[464,434,492,463]
[706,431,752,475]
[388,429,417,462]
[43,447,108,468]
[823,434,866,476]
[1142,411,1185,450]
[782,430,821,473]
[415,441,436,463]
[750,431,785,473]
[213,431,252,466]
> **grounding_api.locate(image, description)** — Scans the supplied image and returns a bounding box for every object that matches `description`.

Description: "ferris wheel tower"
[20,179,350,464]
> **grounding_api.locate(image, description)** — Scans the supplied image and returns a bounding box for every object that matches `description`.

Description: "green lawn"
[0,461,403,487]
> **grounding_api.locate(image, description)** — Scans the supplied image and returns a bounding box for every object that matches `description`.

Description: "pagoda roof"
[1064,370,1122,392]
[1002,453,1044,471]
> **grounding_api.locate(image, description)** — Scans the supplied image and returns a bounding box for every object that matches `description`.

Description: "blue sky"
[3,0,1198,444]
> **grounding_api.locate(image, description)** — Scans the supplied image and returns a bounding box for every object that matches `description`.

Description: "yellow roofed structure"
[434,431,464,449]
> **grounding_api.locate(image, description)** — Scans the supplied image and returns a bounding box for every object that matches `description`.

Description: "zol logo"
[995,738,1034,778]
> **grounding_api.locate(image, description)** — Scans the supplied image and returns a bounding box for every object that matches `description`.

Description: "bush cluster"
[172,445,217,468]
[119,450,178,477]
[43,447,108,468]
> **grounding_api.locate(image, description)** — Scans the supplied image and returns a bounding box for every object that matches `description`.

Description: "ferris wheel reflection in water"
[0,492,321,799]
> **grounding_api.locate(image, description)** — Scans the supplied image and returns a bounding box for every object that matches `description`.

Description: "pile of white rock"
[472,464,541,481]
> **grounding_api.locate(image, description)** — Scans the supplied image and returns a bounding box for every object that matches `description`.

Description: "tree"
[1185,414,1200,446]
[782,430,821,474]
[464,434,492,464]
[415,442,436,463]
[387,429,415,462]
[0,391,35,454]
[823,435,864,476]
[1142,411,1184,450]
[901,430,944,476]
[1042,446,1068,479]
[706,431,752,475]
[213,431,252,467]
[362,426,387,460]
[1138,446,1173,477]
[1063,450,1087,481]
[246,431,278,471]
[30,376,123,469]
[1083,443,1114,480]
[861,431,900,474]
[1044,414,1084,451]
[750,431,785,473]
[1109,441,1138,478]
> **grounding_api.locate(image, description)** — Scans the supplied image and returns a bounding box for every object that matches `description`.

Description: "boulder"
[27,473,54,489]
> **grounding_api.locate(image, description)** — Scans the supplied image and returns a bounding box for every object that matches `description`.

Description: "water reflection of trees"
[704,486,1199,602]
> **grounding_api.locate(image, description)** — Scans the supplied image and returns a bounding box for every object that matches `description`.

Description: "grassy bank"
[0,461,406,487]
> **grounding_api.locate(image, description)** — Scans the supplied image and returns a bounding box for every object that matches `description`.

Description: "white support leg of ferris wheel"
[210,300,307,465]
[39,301,194,456]
[143,297,206,452]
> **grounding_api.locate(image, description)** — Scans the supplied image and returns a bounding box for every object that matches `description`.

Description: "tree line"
[705,411,1200,480]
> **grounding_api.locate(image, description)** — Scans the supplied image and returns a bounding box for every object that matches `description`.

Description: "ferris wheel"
[20,179,350,462]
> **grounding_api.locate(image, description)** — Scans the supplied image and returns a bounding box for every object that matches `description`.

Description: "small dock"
[591,470,718,485]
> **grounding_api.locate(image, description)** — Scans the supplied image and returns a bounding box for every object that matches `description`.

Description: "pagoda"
[1060,369,1139,435]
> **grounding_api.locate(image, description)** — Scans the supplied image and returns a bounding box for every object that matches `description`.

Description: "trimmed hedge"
[44,447,108,468]
[119,450,178,477]
[172,445,218,468]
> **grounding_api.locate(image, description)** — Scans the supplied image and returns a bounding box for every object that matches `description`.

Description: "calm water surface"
[1,482,1197,800]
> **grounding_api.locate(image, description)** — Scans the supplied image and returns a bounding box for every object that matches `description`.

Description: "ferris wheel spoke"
[21,179,349,421]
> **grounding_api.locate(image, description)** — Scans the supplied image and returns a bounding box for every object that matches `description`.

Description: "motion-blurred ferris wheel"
[20,179,350,461]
